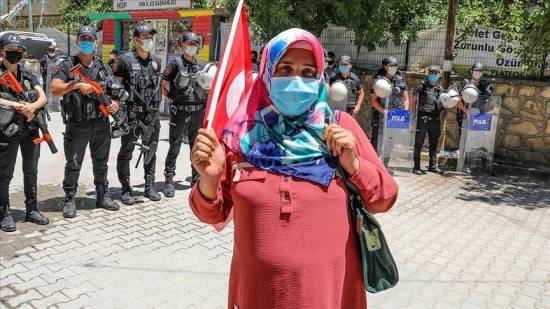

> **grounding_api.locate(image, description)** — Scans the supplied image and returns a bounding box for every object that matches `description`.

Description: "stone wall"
[356,71,550,169]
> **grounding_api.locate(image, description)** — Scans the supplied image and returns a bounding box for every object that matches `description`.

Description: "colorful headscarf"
[222,28,336,187]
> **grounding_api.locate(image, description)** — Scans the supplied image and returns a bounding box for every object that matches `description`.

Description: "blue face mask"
[269,76,320,116]
[428,73,439,83]
[78,41,95,55]
[339,65,349,74]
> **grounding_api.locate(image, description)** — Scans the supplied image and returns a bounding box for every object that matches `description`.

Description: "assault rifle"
[133,105,159,168]
[0,70,58,153]
[69,64,129,138]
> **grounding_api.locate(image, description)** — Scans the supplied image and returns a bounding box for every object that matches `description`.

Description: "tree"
[59,0,111,25]
[456,0,549,73]
[215,0,548,72]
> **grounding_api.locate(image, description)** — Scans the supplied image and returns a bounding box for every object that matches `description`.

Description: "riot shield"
[378,91,416,172]
[457,95,501,173]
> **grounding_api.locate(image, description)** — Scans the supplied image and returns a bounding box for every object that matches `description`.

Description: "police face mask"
[141,39,155,52]
[428,73,439,84]
[387,66,398,76]
[184,46,199,57]
[4,51,22,64]
[78,40,95,55]
[472,71,483,80]
[339,65,350,74]
[269,76,320,116]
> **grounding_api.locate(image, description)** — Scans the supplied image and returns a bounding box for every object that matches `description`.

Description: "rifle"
[68,64,129,137]
[133,105,159,169]
[0,70,58,154]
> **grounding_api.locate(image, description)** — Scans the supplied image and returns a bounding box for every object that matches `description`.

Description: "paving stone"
[1,113,549,308]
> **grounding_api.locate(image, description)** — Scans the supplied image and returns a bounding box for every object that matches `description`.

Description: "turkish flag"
[203,0,253,137]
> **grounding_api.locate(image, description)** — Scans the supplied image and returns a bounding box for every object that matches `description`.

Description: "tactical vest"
[418,81,441,116]
[62,56,108,122]
[0,64,39,136]
[341,74,359,108]
[169,57,205,104]
[121,51,161,107]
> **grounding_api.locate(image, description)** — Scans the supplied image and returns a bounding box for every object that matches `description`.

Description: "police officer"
[114,24,162,205]
[412,65,444,175]
[370,56,409,152]
[457,62,494,138]
[0,33,49,231]
[251,50,259,73]
[162,32,207,197]
[107,48,119,70]
[40,43,57,89]
[329,55,364,116]
[325,51,338,80]
[51,26,120,218]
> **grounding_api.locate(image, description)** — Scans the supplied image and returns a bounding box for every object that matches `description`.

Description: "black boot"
[25,199,49,225]
[96,183,119,211]
[120,178,136,205]
[0,202,16,232]
[144,175,161,201]
[428,166,444,175]
[63,188,77,218]
[164,176,175,198]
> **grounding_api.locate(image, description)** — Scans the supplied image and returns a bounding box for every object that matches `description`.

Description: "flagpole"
[206,0,244,130]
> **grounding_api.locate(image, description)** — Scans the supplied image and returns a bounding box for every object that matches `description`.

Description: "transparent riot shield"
[457,95,501,173]
[378,91,416,172]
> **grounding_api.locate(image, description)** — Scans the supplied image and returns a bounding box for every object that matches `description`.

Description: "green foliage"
[456,0,549,72]
[59,0,111,27]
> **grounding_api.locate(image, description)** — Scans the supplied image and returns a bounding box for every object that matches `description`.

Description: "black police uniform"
[114,50,162,201]
[163,55,206,187]
[330,71,362,113]
[40,52,57,88]
[325,65,339,81]
[413,80,444,171]
[0,62,49,232]
[370,68,408,152]
[54,55,119,218]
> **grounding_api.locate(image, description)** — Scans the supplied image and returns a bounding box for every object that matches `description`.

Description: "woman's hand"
[192,128,226,181]
[322,123,360,175]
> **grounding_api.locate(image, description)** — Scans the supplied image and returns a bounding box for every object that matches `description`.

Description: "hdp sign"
[469,113,493,131]
[386,109,411,129]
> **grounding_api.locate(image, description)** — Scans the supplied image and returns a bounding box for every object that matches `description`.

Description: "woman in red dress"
[189,28,398,309]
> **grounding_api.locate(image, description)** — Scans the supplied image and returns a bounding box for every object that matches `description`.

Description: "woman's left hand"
[323,123,360,175]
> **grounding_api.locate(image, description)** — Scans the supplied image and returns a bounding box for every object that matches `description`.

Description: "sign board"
[113,0,191,11]
[468,112,493,132]
[386,109,411,129]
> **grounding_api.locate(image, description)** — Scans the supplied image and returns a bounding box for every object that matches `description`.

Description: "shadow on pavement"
[39,196,98,213]
[454,174,550,210]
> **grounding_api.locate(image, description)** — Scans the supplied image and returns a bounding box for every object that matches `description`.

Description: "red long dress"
[189,112,398,309]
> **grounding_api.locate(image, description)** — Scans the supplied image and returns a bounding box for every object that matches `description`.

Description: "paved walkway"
[1,113,549,308]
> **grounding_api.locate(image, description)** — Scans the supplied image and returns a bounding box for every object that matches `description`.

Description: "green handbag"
[336,163,399,293]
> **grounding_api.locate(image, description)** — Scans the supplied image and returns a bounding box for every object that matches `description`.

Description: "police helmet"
[372,77,392,98]
[461,84,479,104]
[329,81,348,103]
